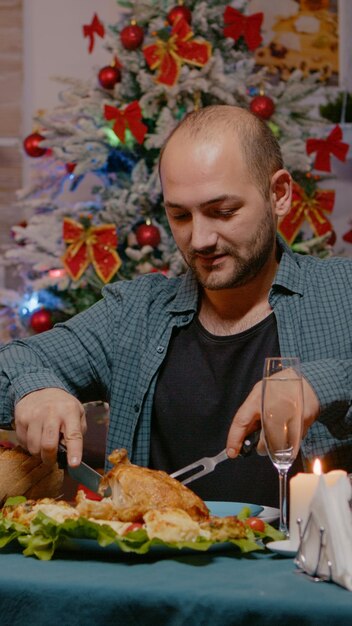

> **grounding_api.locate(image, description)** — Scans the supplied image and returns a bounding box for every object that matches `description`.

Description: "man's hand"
[14,388,87,467]
[226,376,320,457]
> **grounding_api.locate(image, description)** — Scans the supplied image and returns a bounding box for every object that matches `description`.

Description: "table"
[0,542,351,626]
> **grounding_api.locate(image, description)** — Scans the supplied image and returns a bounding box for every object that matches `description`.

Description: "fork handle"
[213,449,228,464]
[240,430,260,456]
[211,431,260,463]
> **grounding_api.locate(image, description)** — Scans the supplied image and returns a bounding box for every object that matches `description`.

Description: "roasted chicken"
[96,448,210,522]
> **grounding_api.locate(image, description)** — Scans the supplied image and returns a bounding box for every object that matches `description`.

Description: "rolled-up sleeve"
[0,287,119,426]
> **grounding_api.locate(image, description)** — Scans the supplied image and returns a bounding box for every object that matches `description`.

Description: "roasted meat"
[200,516,247,541]
[98,448,210,522]
[2,498,78,526]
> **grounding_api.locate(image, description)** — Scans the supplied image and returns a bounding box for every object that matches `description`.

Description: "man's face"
[160,131,277,291]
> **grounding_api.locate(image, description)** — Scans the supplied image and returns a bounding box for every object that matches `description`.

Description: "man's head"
[159,105,291,291]
[159,104,284,201]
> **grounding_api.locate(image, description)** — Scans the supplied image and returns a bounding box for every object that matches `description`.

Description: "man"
[0,105,351,505]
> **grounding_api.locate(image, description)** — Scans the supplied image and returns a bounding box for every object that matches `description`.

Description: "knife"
[58,443,111,496]
[58,431,260,494]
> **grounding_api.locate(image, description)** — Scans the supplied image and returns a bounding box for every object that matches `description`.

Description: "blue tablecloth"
[0,543,351,626]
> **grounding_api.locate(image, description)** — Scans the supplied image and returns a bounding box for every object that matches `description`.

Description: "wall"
[0,0,23,287]
[0,0,123,290]
[22,0,123,183]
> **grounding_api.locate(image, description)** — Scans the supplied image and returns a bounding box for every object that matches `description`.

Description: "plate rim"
[266,539,298,557]
[259,505,280,523]
[205,500,264,517]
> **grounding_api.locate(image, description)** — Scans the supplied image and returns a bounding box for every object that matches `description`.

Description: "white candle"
[289,460,347,548]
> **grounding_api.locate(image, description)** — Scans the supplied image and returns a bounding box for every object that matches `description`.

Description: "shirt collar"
[272,234,304,296]
[167,233,304,315]
[166,269,199,314]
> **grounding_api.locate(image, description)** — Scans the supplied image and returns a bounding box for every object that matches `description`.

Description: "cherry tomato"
[246,517,265,532]
[124,522,143,534]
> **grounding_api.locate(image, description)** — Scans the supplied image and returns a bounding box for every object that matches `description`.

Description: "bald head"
[160,105,283,199]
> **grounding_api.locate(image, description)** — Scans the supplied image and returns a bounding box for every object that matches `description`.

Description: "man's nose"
[191,216,217,251]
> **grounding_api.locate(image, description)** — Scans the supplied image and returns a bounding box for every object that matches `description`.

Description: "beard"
[182,207,277,290]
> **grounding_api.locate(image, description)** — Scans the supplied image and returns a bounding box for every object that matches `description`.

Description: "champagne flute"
[261,357,303,537]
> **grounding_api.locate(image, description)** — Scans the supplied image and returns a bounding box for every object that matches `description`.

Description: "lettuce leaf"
[0,502,282,560]
[0,509,28,548]
[236,507,285,543]
[230,537,262,553]
[237,506,252,521]
[4,496,27,507]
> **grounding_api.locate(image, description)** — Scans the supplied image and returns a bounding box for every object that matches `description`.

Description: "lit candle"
[289,460,347,548]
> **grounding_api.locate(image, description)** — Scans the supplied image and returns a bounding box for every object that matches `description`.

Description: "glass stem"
[278,469,289,537]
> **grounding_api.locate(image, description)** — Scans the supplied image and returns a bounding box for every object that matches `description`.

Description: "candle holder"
[294,516,333,583]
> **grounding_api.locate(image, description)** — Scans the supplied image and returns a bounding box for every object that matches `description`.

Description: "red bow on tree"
[223,6,263,51]
[278,183,335,244]
[306,125,349,172]
[62,217,121,283]
[343,228,352,244]
[143,18,212,87]
[104,101,147,144]
[83,13,105,53]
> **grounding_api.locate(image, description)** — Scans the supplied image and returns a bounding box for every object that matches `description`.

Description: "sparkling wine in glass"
[261,357,303,537]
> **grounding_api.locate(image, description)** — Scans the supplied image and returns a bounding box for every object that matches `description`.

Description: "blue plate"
[205,501,264,517]
[60,502,264,558]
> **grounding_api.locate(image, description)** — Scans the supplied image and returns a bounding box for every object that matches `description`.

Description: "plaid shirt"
[0,237,351,470]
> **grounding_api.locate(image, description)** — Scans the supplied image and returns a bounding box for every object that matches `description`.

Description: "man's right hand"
[14,388,87,467]
[226,375,320,457]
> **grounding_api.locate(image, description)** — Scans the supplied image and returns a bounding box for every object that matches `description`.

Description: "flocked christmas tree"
[0,0,349,340]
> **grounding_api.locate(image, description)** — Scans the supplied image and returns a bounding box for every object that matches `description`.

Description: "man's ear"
[271,169,292,218]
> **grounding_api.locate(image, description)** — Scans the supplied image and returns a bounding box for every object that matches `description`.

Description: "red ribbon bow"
[223,6,263,51]
[143,18,212,87]
[104,101,147,144]
[306,125,349,172]
[83,13,105,54]
[342,228,352,244]
[62,217,121,283]
[278,183,335,244]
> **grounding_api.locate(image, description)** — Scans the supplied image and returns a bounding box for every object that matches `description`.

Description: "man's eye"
[216,209,236,217]
[171,213,190,221]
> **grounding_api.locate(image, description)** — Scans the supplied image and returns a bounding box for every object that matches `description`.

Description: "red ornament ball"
[120,24,144,50]
[249,95,275,120]
[10,220,27,245]
[98,65,121,89]
[326,230,336,246]
[167,5,192,25]
[135,223,161,248]
[150,267,169,276]
[30,308,53,333]
[65,162,76,174]
[23,132,47,158]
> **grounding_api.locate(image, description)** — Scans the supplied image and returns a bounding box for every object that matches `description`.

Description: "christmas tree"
[0,0,348,340]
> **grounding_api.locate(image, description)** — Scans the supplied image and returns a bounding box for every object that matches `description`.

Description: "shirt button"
[134,404,140,412]
[156,346,164,353]
[181,316,189,323]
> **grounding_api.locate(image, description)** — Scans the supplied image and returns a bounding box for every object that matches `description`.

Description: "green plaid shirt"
[1,237,351,470]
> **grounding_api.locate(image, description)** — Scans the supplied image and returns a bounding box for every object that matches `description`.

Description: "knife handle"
[57,443,68,469]
[240,430,260,457]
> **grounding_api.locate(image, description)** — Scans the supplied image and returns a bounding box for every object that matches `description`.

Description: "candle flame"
[313,459,322,475]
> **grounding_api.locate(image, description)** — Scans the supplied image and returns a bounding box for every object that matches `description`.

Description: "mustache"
[189,245,229,258]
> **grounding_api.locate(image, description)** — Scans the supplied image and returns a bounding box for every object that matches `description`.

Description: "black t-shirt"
[149,312,303,507]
